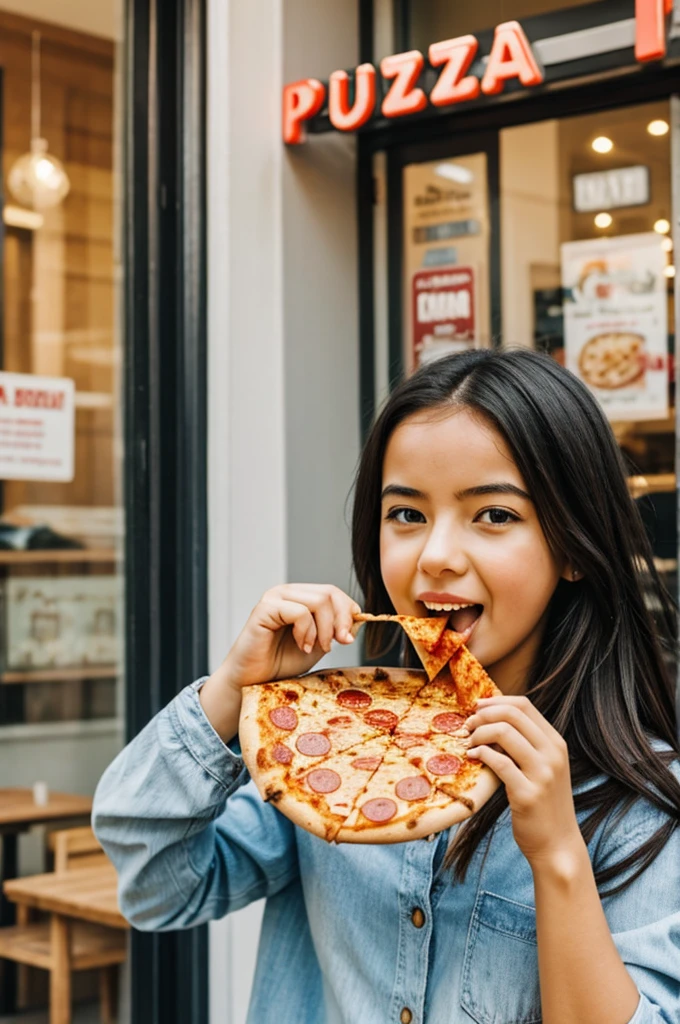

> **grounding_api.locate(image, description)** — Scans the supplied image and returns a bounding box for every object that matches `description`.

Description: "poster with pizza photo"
[561,233,669,421]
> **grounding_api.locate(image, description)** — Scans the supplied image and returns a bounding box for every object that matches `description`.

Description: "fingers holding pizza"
[465,695,581,868]
[222,583,363,691]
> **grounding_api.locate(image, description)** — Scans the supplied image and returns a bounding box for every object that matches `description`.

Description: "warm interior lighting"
[591,136,613,153]
[647,119,669,136]
[654,218,671,234]
[664,265,676,278]
[661,237,673,252]
[7,32,70,210]
[594,212,613,228]
[434,162,474,184]
[3,205,44,230]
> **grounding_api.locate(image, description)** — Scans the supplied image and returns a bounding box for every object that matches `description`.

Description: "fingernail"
[304,643,313,654]
[467,747,479,758]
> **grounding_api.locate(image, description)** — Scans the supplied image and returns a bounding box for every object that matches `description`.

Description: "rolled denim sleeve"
[598,776,680,1024]
[92,678,300,931]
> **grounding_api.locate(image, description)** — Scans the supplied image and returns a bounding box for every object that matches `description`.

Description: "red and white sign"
[413,267,475,363]
[0,372,75,481]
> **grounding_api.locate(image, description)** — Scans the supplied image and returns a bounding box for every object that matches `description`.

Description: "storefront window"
[407,0,595,51]
[0,2,128,1020]
[500,100,676,663]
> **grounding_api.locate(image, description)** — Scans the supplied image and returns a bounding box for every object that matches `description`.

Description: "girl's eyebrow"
[456,483,532,501]
[381,484,425,501]
[380,482,531,501]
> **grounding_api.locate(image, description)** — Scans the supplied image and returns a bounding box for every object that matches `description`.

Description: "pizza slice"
[335,743,455,844]
[285,733,392,842]
[353,612,449,650]
[354,613,466,680]
[394,731,497,812]
[249,686,383,768]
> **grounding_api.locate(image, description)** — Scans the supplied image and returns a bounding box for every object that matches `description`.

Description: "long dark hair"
[351,349,679,894]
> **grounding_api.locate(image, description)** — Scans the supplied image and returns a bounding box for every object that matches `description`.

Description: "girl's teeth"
[425,602,474,611]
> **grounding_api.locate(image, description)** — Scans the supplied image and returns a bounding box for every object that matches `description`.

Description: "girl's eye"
[385,507,426,525]
[476,507,519,526]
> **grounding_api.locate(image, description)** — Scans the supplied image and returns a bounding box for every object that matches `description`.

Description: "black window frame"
[125,0,208,1021]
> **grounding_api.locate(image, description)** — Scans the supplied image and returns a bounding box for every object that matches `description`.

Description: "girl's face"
[379,407,571,695]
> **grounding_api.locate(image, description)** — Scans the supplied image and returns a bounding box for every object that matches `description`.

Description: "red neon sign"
[282,8,670,143]
[635,0,672,60]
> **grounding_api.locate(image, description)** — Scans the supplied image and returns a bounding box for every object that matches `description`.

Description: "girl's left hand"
[465,695,583,870]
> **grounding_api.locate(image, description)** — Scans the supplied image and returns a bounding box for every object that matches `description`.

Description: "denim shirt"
[92,679,680,1024]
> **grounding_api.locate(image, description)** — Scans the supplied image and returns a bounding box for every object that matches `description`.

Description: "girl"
[93,349,680,1024]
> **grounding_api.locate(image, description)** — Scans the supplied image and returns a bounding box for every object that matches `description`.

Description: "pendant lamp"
[8,32,71,210]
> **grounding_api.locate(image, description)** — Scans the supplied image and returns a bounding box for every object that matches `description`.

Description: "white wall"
[207,0,360,1020]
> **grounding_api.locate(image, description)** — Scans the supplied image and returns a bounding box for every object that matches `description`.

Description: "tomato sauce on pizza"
[239,615,502,843]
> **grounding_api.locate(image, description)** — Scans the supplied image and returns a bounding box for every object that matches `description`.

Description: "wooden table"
[3,865,128,1024]
[4,863,126,929]
[0,788,92,1012]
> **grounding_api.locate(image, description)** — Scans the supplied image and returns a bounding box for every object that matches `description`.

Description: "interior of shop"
[0,1,126,1021]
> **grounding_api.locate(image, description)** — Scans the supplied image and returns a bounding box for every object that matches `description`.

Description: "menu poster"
[0,372,75,481]
[412,267,475,366]
[403,154,490,371]
[561,234,668,421]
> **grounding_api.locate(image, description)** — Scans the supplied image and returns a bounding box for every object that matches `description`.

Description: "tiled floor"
[0,1002,99,1023]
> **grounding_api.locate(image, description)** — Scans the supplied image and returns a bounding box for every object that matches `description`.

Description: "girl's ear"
[561,563,583,582]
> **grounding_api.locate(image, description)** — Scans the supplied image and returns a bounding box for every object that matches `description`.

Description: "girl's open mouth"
[421,601,483,638]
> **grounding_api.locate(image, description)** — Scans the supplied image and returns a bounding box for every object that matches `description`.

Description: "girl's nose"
[417,530,469,578]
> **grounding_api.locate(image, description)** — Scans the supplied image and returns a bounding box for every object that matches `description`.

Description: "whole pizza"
[239,615,502,843]
[579,331,645,390]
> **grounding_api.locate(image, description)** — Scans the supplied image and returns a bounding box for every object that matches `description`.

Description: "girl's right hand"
[221,584,363,692]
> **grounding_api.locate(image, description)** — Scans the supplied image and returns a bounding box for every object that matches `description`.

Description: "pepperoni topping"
[272,743,293,764]
[337,689,372,709]
[432,712,467,733]
[364,709,398,730]
[361,797,397,822]
[394,733,424,749]
[351,756,382,771]
[296,732,331,756]
[327,715,353,726]
[427,754,461,776]
[395,775,431,801]
[307,768,341,793]
[269,706,298,731]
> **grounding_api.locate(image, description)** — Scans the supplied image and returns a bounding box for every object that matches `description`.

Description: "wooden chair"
[0,826,126,1024]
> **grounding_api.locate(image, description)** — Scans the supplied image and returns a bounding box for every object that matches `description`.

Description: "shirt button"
[411,907,425,928]
[400,1009,413,1024]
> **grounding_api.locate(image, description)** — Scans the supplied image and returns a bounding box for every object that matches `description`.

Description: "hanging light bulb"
[8,32,70,210]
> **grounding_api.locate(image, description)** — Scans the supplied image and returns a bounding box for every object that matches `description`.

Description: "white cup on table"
[32,781,49,806]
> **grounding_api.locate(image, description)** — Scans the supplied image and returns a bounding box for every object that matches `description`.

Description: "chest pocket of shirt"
[460,891,541,1024]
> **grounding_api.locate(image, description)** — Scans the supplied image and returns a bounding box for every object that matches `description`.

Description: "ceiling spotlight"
[647,119,669,136]
[594,212,613,228]
[661,237,673,252]
[654,218,671,234]
[592,136,613,153]
[664,265,675,278]
[434,162,474,184]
